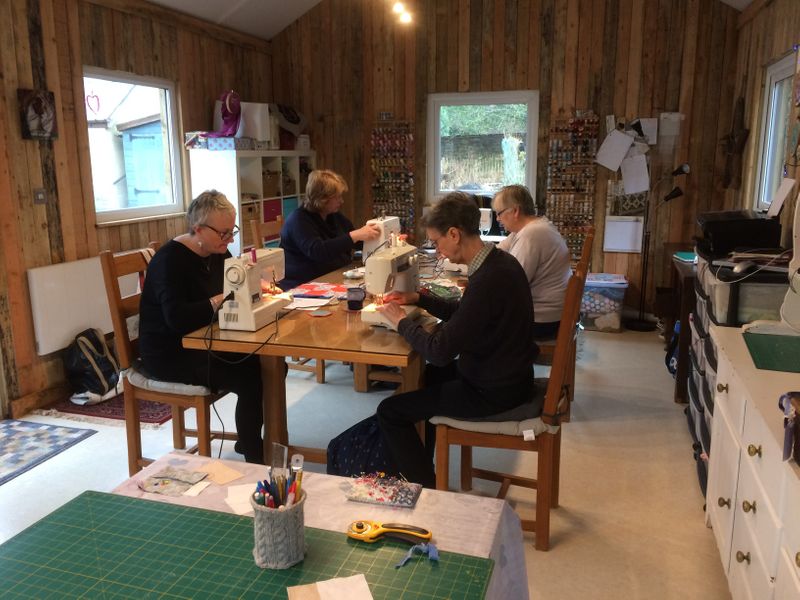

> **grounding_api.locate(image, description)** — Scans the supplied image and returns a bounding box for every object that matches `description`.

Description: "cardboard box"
[262,170,281,197]
[207,136,253,151]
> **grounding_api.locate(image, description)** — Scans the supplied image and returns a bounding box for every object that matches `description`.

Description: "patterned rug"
[0,420,97,486]
[36,395,172,427]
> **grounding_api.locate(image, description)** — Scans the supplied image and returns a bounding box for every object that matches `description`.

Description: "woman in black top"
[279,169,381,290]
[139,190,265,463]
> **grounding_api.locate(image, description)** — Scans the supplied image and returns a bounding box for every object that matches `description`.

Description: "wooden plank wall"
[0,0,273,417]
[270,0,741,313]
[735,0,800,245]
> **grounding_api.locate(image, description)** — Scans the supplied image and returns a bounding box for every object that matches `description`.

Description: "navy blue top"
[139,240,229,372]
[278,207,357,289]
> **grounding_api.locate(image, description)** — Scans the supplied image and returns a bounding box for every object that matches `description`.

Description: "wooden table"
[183,270,423,464]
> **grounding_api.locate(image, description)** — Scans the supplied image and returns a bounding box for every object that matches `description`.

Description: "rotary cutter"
[347,520,432,544]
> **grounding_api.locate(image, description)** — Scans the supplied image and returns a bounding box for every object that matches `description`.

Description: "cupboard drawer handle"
[742,500,757,514]
[796,552,800,568]
[736,551,751,565]
[717,497,731,509]
[717,383,728,393]
[747,444,762,458]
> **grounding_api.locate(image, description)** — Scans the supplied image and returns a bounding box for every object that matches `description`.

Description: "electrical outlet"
[33,188,47,204]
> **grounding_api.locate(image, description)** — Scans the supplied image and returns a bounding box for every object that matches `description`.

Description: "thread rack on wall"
[370,121,415,232]
[545,112,600,264]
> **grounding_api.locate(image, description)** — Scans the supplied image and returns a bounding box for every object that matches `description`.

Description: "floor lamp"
[625,163,690,332]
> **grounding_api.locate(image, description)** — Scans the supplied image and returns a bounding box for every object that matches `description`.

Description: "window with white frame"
[426,91,539,202]
[83,68,183,223]
[754,52,796,211]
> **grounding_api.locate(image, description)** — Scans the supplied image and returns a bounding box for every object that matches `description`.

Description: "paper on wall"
[767,177,796,218]
[659,112,683,137]
[639,118,658,144]
[596,129,634,171]
[621,154,650,194]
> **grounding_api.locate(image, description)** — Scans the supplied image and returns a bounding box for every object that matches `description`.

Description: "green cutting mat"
[743,332,800,373]
[0,491,492,599]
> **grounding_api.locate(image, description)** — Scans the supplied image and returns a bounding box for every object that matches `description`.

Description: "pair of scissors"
[346,520,432,544]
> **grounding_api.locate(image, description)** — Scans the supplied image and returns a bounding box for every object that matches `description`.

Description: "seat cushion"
[429,378,564,437]
[125,366,212,396]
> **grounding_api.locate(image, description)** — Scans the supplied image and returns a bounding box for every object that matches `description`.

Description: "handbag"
[63,328,120,396]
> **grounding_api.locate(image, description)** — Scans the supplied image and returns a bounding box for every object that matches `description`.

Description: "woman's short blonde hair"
[186,190,235,232]
[302,170,348,212]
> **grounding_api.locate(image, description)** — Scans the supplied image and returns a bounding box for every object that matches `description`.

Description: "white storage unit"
[705,325,800,600]
[188,149,315,256]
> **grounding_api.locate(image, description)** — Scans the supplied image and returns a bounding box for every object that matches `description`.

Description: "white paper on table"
[183,481,212,497]
[285,297,333,310]
[596,129,634,171]
[224,483,256,515]
[639,118,658,144]
[766,177,796,218]
[621,154,650,194]
[287,574,374,600]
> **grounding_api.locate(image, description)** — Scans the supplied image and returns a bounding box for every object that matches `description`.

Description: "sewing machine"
[219,248,291,331]
[363,216,401,263]
[361,235,421,330]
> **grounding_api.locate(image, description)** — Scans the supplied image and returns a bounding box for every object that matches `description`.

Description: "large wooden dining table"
[182,269,424,464]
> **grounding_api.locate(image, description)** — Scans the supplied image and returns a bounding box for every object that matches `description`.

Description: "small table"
[670,256,696,404]
[183,269,424,464]
[113,453,529,600]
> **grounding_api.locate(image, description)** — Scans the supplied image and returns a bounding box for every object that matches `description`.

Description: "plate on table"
[343,267,365,279]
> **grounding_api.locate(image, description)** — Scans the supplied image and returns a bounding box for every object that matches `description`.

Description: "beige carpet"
[463,330,731,599]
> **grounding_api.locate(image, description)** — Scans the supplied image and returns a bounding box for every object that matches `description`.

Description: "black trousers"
[144,350,264,463]
[376,363,533,488]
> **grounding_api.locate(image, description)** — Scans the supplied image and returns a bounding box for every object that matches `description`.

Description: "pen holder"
[250,491,306,569]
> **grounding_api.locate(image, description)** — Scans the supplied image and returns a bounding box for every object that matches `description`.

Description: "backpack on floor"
[64,328,120,396]
[327,414,398,477]
[665,320,680,377]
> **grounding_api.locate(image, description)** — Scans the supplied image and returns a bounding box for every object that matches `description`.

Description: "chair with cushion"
[430,263,589,551]
[100,244,235,476]
[250,217,327,384]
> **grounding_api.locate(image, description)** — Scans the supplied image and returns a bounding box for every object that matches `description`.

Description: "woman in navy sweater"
[279,170,380,290]
[376,192,538,487]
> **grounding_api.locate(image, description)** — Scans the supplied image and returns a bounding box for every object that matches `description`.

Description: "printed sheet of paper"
[621,154,650,194]
[596,129,634,171]
[287,574,374,600]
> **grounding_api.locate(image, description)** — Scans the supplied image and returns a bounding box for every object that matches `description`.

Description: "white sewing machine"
[219,248,292,331]
[361,235,421,330]
[363,215,401,263]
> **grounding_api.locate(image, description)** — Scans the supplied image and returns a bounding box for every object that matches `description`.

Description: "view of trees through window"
[439,103,528,195]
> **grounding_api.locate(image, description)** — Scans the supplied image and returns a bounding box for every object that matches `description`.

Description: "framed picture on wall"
[18,89,58,140]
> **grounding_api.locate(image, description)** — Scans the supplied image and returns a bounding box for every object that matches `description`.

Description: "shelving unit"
[544,112,599,265]
[370,121,415,232]
[189,149,315,255]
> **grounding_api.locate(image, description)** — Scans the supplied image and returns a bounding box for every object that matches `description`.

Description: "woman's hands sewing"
[350,222,382,243]
[376,291,420,328]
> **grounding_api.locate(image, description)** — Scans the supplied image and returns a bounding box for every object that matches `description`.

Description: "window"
[754,52,796,211]
[83,68,183,223]
[426,91,539,202]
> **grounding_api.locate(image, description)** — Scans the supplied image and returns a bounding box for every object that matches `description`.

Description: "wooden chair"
[249,217,326,384]
[100,244,235,476]
[535,227,594,417]
[430,263,589,551]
